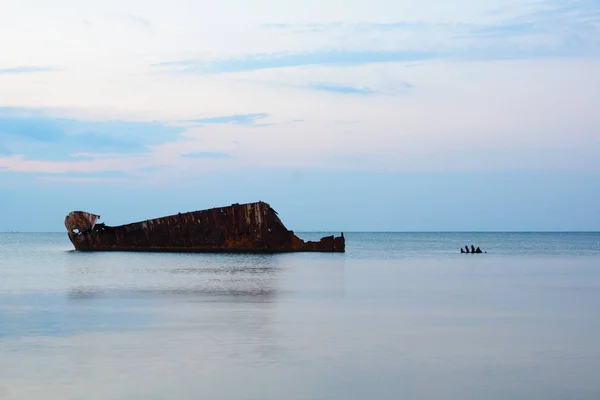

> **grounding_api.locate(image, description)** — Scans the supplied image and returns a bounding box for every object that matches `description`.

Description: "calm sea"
[1,232,600,399]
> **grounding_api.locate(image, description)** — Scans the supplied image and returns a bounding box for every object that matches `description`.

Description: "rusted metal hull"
[65,202,345,253]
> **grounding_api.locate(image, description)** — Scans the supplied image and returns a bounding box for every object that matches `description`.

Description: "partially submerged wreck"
[65,201,345,253]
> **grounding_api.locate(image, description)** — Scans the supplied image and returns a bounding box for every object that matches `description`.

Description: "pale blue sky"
[0,0,599,231]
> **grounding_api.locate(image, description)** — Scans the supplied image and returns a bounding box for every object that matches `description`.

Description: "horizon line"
[2,230,599,234]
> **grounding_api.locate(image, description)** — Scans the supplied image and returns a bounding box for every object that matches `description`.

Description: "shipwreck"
[65,201,345,253]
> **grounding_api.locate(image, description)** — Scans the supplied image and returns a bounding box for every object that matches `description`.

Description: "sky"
[1,0,599,232]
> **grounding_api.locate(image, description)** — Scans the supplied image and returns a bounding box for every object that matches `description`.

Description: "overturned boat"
[65,201,345,253]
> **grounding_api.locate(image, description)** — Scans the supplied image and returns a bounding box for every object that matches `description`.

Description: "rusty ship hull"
[65,201,345,253]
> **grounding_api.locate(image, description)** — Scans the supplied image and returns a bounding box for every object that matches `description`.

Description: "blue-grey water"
[1,232,600,399]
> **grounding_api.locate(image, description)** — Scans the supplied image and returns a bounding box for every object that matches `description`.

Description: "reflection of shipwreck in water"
[65,201,345,253]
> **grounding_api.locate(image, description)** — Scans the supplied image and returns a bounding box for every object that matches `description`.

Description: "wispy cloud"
[253,2,600,63]
[304,84,375,95]
[153,50,435,74]
[152,13,597,76]
[249,78,414,96]
[460,1,599,46]
[262,1,600,43]
[0,108,279,175]
[301,81,413,95]
[152,60,193,68]
[262,21,424,33]
[127,14,151,28]
[181,152,234,159]
[34,169,141,183]
[0,66,59,74]
[35,176,137,183]
[149,1,599,76]
[0,107,184,161]
[189,113,270,126]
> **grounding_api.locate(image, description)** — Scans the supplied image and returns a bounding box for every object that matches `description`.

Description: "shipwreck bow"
[65,201,345,253]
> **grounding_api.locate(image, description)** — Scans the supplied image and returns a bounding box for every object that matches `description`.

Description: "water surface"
[1,232,600,399]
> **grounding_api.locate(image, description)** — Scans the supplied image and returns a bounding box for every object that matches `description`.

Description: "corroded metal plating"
[65,201,345,253]
[65,211,99,234]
